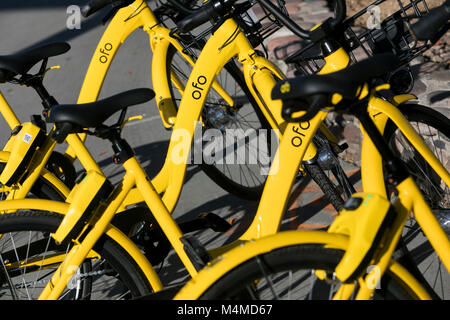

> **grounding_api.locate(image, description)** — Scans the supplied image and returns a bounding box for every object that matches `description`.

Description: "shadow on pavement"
[0,0,107,53]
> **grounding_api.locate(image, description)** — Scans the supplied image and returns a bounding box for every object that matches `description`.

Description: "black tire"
[45,151,77,189]
[303,162,346,211]
[0,151,71,202]
[199,244,416,300]
[166,44,272,200]
[0,211,153,300]
[29,176,66,201]
[384,103,450,300]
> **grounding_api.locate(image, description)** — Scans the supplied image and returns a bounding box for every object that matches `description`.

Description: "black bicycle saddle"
[47,88,155,129]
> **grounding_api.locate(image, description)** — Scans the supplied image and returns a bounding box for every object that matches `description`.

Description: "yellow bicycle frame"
[173,38,450,300]
[174,90,450,300]
[0,17,329,296]
[0,0,317,211]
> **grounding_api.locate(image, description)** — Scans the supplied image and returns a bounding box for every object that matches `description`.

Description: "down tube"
[240,112,328,240]
[77,4,155,104]
[155,19,242,213]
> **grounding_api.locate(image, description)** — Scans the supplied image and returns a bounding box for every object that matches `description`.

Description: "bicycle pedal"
[179,212,232,233]
[338,142,348,152]
[198,212,232,232]
[180,235,211,271]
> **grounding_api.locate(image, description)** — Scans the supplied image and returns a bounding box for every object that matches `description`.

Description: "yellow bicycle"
[72,0,288,199]
[0,0,355,210]
[174,52,450,300]
[0,0,348,299]
[174,2,450,299]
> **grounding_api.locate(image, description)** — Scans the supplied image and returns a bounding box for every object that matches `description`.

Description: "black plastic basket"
[286,0,436,81]
[235,0,289,49]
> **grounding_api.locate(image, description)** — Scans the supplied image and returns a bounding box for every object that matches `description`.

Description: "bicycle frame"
[174,90,450,300]
[31,115,324,299]
[68,1,321,214]
[173,41,450,300]
[0,3,325,298]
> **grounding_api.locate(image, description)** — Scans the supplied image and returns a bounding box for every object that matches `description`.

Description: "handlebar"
[82,0,197,22]
[410,0,450,41]
[177,0,347,39]
[165,0,196,15]
[81,0,119,17]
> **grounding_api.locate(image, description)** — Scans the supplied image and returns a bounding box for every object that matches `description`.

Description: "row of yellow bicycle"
[0,0,448,300]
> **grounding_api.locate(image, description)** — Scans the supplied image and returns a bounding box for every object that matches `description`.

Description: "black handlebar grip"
[177,1,217,33]
[166,0,196,15]
[410,1,450,41]
[81,0,117,18]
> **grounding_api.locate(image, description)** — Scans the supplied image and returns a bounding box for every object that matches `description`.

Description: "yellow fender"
[0,198,163,292]
[174,231,347,299]
[174,230,430,300]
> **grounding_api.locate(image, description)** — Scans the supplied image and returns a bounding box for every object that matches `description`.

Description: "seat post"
[31,80,58,110]
[110,135,135,165]
[20,70,58,109]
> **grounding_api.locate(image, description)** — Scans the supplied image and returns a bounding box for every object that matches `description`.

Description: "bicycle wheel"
[199,244,415,300]
[166,44,272,200]
[384,103,450,299]
[0,174,65,202]
[0,210,153,300]
[44,151,77,189]
[0,150,70,202]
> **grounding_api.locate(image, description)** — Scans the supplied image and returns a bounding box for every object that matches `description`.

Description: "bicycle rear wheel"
[0,210,152,300]
[199,244,416,300]
[384,103,450,300]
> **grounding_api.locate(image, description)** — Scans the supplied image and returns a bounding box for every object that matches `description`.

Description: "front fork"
[149,28,238,129]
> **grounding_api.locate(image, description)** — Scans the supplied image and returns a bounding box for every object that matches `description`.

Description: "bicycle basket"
[286,0,437,84]
[235,0,289,49]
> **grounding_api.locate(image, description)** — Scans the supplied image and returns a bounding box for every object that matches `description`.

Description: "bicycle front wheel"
[0,210,153,300]
[198,244,416,300]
